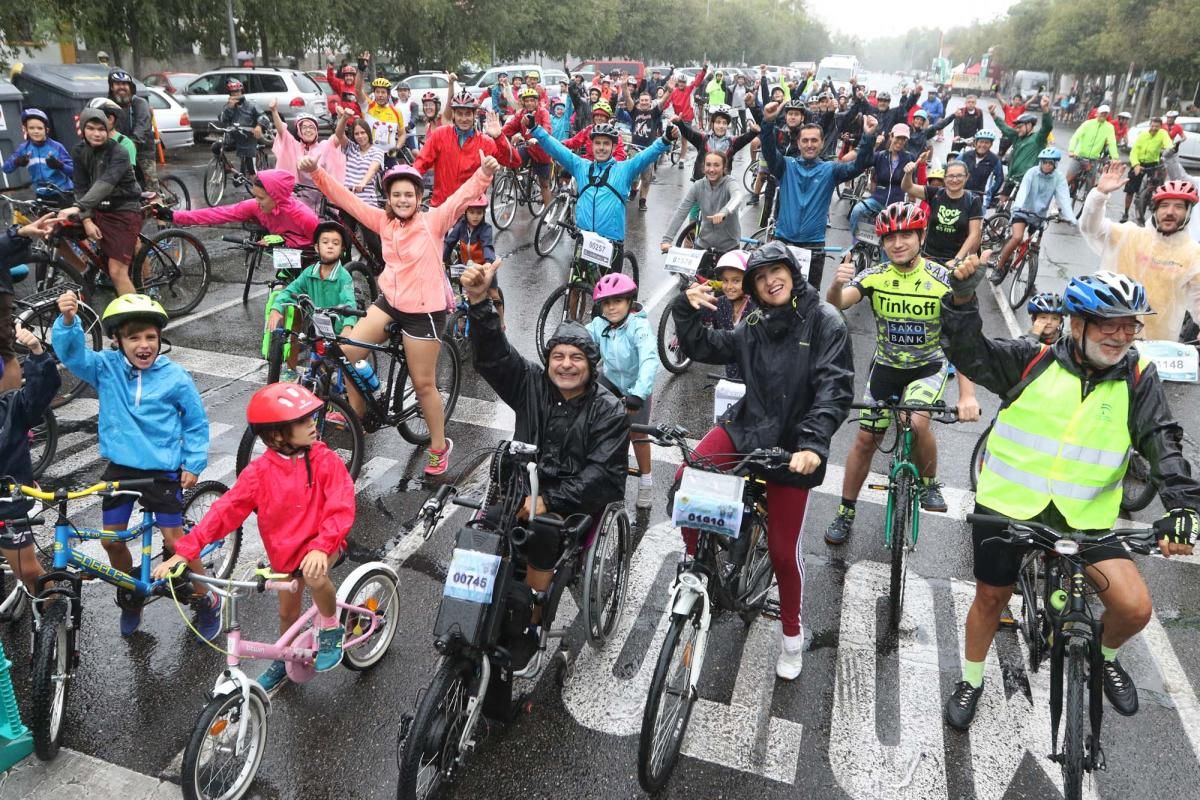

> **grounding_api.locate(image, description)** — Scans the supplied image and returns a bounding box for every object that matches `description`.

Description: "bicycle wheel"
[26,406,58,479]
[10,253,86,303]
[851,243,873,274]
[159,174,192,211]
[339,565,400,670]
[182,481,241,581]
[1016,552,1045,670]
[396,655,478,800]
[442,309,470,364]
[735,512,774,622]
[15,294,102,406]
[30,600,72,760]
[969,421,993,491]
[637,608,701,793]
[526,173,546,217]
[181,689,269,800]
[1007,249,1032,310]
[669,139,680,165]
[234,392,364,479]
[742,161,757,195]
[535,285,575,362]
[490,173,517,230]
[345,261,378,310]
[618,251,640,288]
[534,196,567,256]
[656,301,691,373]
[397,342,462,446]
[982,214,1010,249]
[582,504,631,647]
[673,220,700,249]
[132,228,211,316]
[1061,642,1088,800]
[886,471,913,636]
[1121,449,1157,513]
[202,157,227,207]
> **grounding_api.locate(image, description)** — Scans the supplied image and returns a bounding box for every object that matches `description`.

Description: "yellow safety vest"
[977,359,1134,529]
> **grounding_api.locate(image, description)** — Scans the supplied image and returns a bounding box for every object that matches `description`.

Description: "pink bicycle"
[172,561,400,800]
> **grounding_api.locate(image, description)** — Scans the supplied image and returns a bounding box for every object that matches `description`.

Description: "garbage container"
[10,62,146,150]
[0,78,26,188]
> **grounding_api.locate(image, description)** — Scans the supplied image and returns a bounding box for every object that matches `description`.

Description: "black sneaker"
[988,266,1007,285]
[1102,659,1139,716]
[944,680,984,730]
[920,481,948,512]
[746,196,759,207]
[824,507,855,545]
[1119,213,1129,223]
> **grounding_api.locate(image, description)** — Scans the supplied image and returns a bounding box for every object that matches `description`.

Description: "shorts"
[0,517,35,549]
[1011,210,1045,232]
[372,295,447,341]
[1124,164,1162,196]
[971,502,1131,587]
[99,463,184,529]
[637,162,655,184]
[0,292,14,363]
[91,209,142,267]
[628,394,653,426]
[859,360,949,432]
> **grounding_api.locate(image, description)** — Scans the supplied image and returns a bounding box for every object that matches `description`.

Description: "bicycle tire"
[637,609,700,793]
[29,408,58,480]
[30,599,71,760]
[490,173,517,230]
[1121,449,1157,513]
[887,471,913,636]
[159,174,192,211]
[202,157,227,207]
[181,689,269,800]
[1016,551,1044,670]
[742,160,757,195]
[1007,249,1031,310]
[15,294,102,407]
[397,341,462,446]
[535,284,571,362]
[741,226,770,252]
[396,655,477,800]
[673,219,700,249]
[234,392,364,479]
[345,261,378,310]
[656,303,692,374]
[534,196,567,256]
[442,308,470,364]
[619,251,640,288]
[969,420,993,491]
[735,512,774,622]
[264,329,287,385]
[132,228,211,316]
[526,172,546,217]
[582,504,631,646]
[851,243,873,274]
[182,481,241,581]
[982,214,1010,249]
[1061,642,1087,800]
[339,565,400,670]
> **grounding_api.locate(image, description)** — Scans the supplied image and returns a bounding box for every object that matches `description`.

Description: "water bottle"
[354,359,380,392]
[8,264,29,284]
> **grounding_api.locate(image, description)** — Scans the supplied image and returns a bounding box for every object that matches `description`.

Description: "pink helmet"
[466,193,489,209]
[714,250,749,274]
[592,272,638,302]
[381,164,423,193]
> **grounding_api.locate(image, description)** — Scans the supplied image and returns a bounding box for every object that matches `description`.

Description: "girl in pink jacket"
[167,168,317,249]
[269,98,345,211]
[299,151,497,475]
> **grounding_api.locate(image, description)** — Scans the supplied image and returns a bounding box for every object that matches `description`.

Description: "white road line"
[170,346,266,382]
[166,286,269,331]
[988,279,1023,338]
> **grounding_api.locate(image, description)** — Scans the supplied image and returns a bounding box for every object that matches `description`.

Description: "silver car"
[178,67,329,136]
[146,87,194,150]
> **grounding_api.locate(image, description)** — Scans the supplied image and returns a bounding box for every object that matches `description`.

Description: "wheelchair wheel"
[582,503,631,647]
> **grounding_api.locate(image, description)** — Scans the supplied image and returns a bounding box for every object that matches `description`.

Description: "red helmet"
[449,91,478,110]
[340,65,358,78]
[1152,180,1199,207]
[421,91,440,105]
[246,384,321,427]
[225,78,244,93]
[875,202,928,238]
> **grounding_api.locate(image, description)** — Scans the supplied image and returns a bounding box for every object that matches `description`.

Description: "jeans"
[849,197,883,242]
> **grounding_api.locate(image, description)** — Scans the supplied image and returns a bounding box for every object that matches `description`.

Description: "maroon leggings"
[675,426,811,637]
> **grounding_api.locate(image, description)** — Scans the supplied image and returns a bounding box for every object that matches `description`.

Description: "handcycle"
[395,440,631,800]
[849,398,958,637]
[203,124,271,207]
[237,296,461,478]
[0,478,240,760]
[489,159,546,230]
[533,223,639,361]
[631,422,785,793]
[999,212,1048,310]
[1132,162,1168,226]
[170,557,399,800]
[969,512,1158,800]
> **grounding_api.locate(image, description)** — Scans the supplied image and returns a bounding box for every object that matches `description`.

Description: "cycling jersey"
[1130,128,1173,167]
[846,258,952,369]
[1068,117,1118,160]
[366,100,405,149]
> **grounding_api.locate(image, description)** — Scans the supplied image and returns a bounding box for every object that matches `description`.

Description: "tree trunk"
[259,28,269,67]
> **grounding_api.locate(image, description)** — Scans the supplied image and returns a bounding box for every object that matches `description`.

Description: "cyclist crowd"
[1,54,1200,794]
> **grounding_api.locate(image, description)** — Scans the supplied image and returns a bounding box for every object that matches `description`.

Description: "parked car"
[540,68,568,89]
[177,67,328,136]
[306,70,339,106]
[142,71,200,96]
[576,60,645,82]
[462,64,542,94]
[398,71,451,109]
[145,87,193,150]
[1128,116,1200,169]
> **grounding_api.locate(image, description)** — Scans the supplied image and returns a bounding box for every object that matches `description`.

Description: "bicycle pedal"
[998,616,1017,628]
[761,599,782,621]
[866,483,889,491]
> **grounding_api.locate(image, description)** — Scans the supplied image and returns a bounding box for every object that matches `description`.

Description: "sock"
[783,633,804,653]
[640,474,653,487]
[839,498,857,514]
[963,659,985,689]
[317,613,341,630]
[1101,644,1119,662]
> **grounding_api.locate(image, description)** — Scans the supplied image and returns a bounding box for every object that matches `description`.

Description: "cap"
[891,123,911,138]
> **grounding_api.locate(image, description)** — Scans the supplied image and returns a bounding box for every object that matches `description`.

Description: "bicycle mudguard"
[335,561,400,606]
[211,670,272,714]
[670,581,703,617]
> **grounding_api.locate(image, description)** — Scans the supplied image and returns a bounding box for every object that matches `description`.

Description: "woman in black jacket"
[672,241,854,679]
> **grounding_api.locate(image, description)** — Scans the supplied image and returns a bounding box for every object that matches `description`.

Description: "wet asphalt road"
[2,97,1200,800]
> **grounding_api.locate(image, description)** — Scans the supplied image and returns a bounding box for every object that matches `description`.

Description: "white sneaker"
[776,631,805,681]
[636,483,653,509]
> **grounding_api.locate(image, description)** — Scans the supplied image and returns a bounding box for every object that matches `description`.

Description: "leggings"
[674,426,811,636]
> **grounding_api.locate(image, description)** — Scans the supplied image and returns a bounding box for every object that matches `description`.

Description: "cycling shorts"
[100,464,184,529]
[372,295,447,341]
[858,360,948,432]
[1124,164,1162,195]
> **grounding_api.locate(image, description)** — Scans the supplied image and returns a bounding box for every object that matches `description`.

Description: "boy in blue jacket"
[53,290,220,638]
[2,109,73,192]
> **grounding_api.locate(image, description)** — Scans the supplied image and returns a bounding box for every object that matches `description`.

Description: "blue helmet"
[974,129,998,141]
[1063,272,1153,318]
[1027,292,1064,315]
[1038,147,1062,161]
[913,109,929,120]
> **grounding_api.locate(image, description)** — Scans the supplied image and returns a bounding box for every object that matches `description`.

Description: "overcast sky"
[808,0,1017,36]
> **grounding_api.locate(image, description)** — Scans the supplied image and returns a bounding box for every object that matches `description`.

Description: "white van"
[815,55,859,95]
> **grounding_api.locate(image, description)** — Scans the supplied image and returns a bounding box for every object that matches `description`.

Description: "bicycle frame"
[881,422,923,551]
[1045,556,1105,767]
[49,506,160,595]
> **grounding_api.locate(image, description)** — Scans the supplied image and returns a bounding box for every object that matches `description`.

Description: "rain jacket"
[1013,166,1077,225]
[560,125,628,161]
[993,110,1053,183]
[3,138,73,190]
[443,218,496,265]
[412,124,520,207]
[502,108,553,164]
[921,95,944,125]
[670,282,855,488]
[586,306,657,402]
[1080,188,1200,341]
[271,124,345,190]
[173,441,354,573]
[468,302,628,516]
[531,127,667,243]
[70,136,142,214]
[958,149,1005,204]
[269,262,360,332]
[666,68,708,123]
[0,352,60,520]
[1068,117,1119,160]
[867,148,918,208]
[174,169,318,249]
[312,163,490,313]
[550,109,572,141]
[51,315,209,475]
[940,294,1200,513]
[1130,128,1173,167]
[111,94,155,158]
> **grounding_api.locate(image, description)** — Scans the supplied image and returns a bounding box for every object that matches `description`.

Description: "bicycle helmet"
[1037,147,1061,161]
[926,167,946,181]
[340,64,358,78]
[783,97,806,111]
[466,193,488,209]
[20,108,49,125]
[293,112,319,127]
[371,77,392,90]
[380,164,424,194]
[246,383,322,431]
[876,91,892,102]
[1118,111,1132,119]
[714,250,749,274]
[589,122,620,141]
[526,70,540,79]
[449,91,478,110]
[593,272,638,302]
[225,78,244,93]
[87,97,123,116]
[311,220,350,259]
[1166,110,1180,118]
[1027,292,1064,315]
[708,104,733,122]
[743,241,804,302]
[974,129,998,141]
[545,320,600,375]
[591,101,614,119]
[107,69,133,88]
[518,87,539,100]
[1062,271,1154,318]
[874,202,928,238]
[912,109,929,120]
[101,293,168,335]
[1152,180,1199,206]
[1015,112,1039,125]
[421,91,440,105]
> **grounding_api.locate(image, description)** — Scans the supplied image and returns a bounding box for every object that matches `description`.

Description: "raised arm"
[310,165,386,232]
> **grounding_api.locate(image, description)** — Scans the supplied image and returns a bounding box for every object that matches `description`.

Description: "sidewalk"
[0,749,176,800]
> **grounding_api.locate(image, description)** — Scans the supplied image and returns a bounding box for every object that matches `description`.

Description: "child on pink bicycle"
[155,383,355,691]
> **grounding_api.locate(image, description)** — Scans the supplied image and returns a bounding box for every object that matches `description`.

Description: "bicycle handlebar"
[850,400,958,423]
[966,513,1158,556]
[2,477,161,503]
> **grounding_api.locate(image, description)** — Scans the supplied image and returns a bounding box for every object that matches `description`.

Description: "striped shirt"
[343,144,386,206]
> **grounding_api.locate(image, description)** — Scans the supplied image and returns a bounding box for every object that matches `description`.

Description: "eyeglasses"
[1089,318,1144,336]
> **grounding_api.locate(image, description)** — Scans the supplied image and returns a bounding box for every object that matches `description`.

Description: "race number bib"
[443,548,501,604]
[783,245,812,278]
[671,467,745,538]
[272,248,304,272]
[1138,340,1199,383]
[580,231,615,267]
[664,247,707,277]
[855,221,880,245]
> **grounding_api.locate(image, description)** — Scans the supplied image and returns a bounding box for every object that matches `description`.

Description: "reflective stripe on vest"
[976,359,1132,529]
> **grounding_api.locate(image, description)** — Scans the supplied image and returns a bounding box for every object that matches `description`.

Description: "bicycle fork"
[667,570,713,698]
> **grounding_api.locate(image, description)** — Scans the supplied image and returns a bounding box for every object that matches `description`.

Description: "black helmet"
[589,122,621,142]
[311,220,350,260]
[545,320,600,374]
[107,69,134,87]
[876,91,892,102]
[743,241,803,303]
